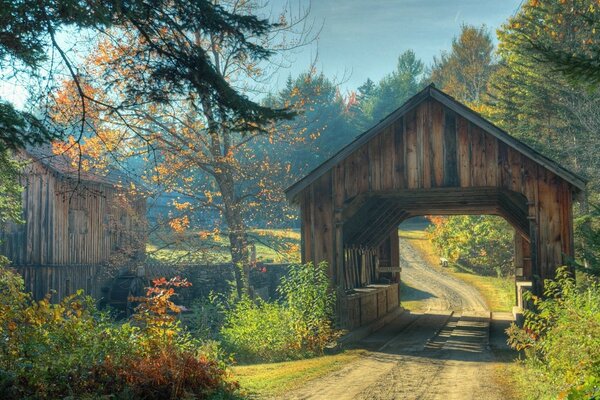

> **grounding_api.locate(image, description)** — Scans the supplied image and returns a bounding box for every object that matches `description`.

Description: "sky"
[1,0,523,107]
[266,0,523,92]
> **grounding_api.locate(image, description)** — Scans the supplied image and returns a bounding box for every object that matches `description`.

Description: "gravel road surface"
[281,240,515,400]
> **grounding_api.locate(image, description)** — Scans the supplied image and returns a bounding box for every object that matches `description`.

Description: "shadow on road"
[353,310,516,364]
[400,280,436,301]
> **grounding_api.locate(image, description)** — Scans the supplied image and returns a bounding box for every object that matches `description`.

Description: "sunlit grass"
[399,228,515,311]
[147,228,301,264]
[232,350,366,398]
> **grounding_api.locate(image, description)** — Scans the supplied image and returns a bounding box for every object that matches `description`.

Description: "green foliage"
[0,267,237,399]
[574,204,600,275]
[506,267,600,399]
[426,215,514,277]
[485,2,600,194]
[278,261,337,351]
[221,297,300,362]
[0,103,58,151]
[220,262,338,363]
[0,1,292,141]
[429,24,495,105]
[0,151,24,267]
[357,50,425,128]
[503,0,600,87]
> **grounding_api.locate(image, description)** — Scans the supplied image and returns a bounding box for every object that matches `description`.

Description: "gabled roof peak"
[285,85,585,201]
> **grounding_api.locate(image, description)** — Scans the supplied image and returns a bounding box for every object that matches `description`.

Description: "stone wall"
[143,262,289,303]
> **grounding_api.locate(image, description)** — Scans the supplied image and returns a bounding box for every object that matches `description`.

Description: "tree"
[265,70,353,174]
[0,0,293,151]
[508,0,600,87]
[427,215,514,277]
[50,1,312,296]
[484,3,600,197]
[361,50,425,125]
[483,1,600,271]
[429,25,495,105]
[0,152,23,267]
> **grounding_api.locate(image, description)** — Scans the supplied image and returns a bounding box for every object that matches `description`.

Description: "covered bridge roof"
[286,84,586,202]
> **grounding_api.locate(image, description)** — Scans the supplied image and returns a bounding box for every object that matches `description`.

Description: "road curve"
[399,238,488,312]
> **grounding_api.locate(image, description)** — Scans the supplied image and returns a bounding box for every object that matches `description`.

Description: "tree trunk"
[201,93,252,298]
[217,172,250,298]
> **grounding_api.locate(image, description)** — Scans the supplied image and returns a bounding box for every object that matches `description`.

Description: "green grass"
[147,228,301,264]
[399,228,516,311]
[450,272,515,311]
[232,350,365,398]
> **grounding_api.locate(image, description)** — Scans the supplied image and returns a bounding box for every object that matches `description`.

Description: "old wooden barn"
[286,84,585,329]
[0,147,147,301]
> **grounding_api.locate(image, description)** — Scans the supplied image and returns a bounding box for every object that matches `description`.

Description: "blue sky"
[267,0,523,92]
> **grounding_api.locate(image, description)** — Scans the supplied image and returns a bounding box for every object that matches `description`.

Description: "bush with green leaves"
[574,204,600,276]
[427,215,514,277]
[506,267,600,399]
[0,268,237,399]
[220,262,338,362]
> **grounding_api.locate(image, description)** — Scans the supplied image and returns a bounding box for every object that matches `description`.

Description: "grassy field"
[399,227,516,311]
[147,228,301,264]
[232,350,366,398]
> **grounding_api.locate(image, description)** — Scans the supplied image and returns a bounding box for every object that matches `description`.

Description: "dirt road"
[281,240,515,400]
[399,238,488,311]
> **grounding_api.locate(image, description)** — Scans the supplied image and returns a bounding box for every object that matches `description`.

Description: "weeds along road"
[281,239,516,400]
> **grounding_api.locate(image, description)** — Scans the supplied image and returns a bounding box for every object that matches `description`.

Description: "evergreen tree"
[484,5,600,197]
[360,50,425,126]
[507,0,600,87]
[0,0,293,151]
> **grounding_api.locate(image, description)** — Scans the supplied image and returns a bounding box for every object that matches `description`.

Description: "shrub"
[220,297,300,362]
[279,261,338,352]
[220,262,338,362]
[427,215,513,277]
[506,267,600,399]
[0,267,237,399]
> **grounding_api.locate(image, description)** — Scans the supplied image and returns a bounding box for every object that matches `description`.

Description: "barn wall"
[15,264,106,301]
[0,160,147,302]
[1,160,146,267]
[300,98,575,291]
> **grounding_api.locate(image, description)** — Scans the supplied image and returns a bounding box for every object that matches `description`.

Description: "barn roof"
[285,84,586,201]
[25,145,137,189]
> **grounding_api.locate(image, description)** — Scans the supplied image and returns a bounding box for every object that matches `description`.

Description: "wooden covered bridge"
[286,84,585,329]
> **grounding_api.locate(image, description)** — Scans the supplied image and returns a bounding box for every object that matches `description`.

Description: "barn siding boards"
[402,109,417,189]
[312,172,335,275]
[368,134,383,191]
[1,155,146,302]
[443,110,459,187]
[381,127,395,190]
[419,100,433,188]
[457,115,472,189]
[430,99,445,187]
[393,118,406,189]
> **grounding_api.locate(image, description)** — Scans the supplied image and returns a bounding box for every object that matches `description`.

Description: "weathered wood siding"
[1,160,146,267]
[15,264,105,300]
[300,98,575,291]
[0,159,146,301]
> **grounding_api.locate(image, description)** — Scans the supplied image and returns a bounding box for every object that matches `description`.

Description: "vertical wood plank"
[457,116,471,187]
[443,110,458,186]
[393,118,405,190]
[431,100,445,187]
[405,109,418,189]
